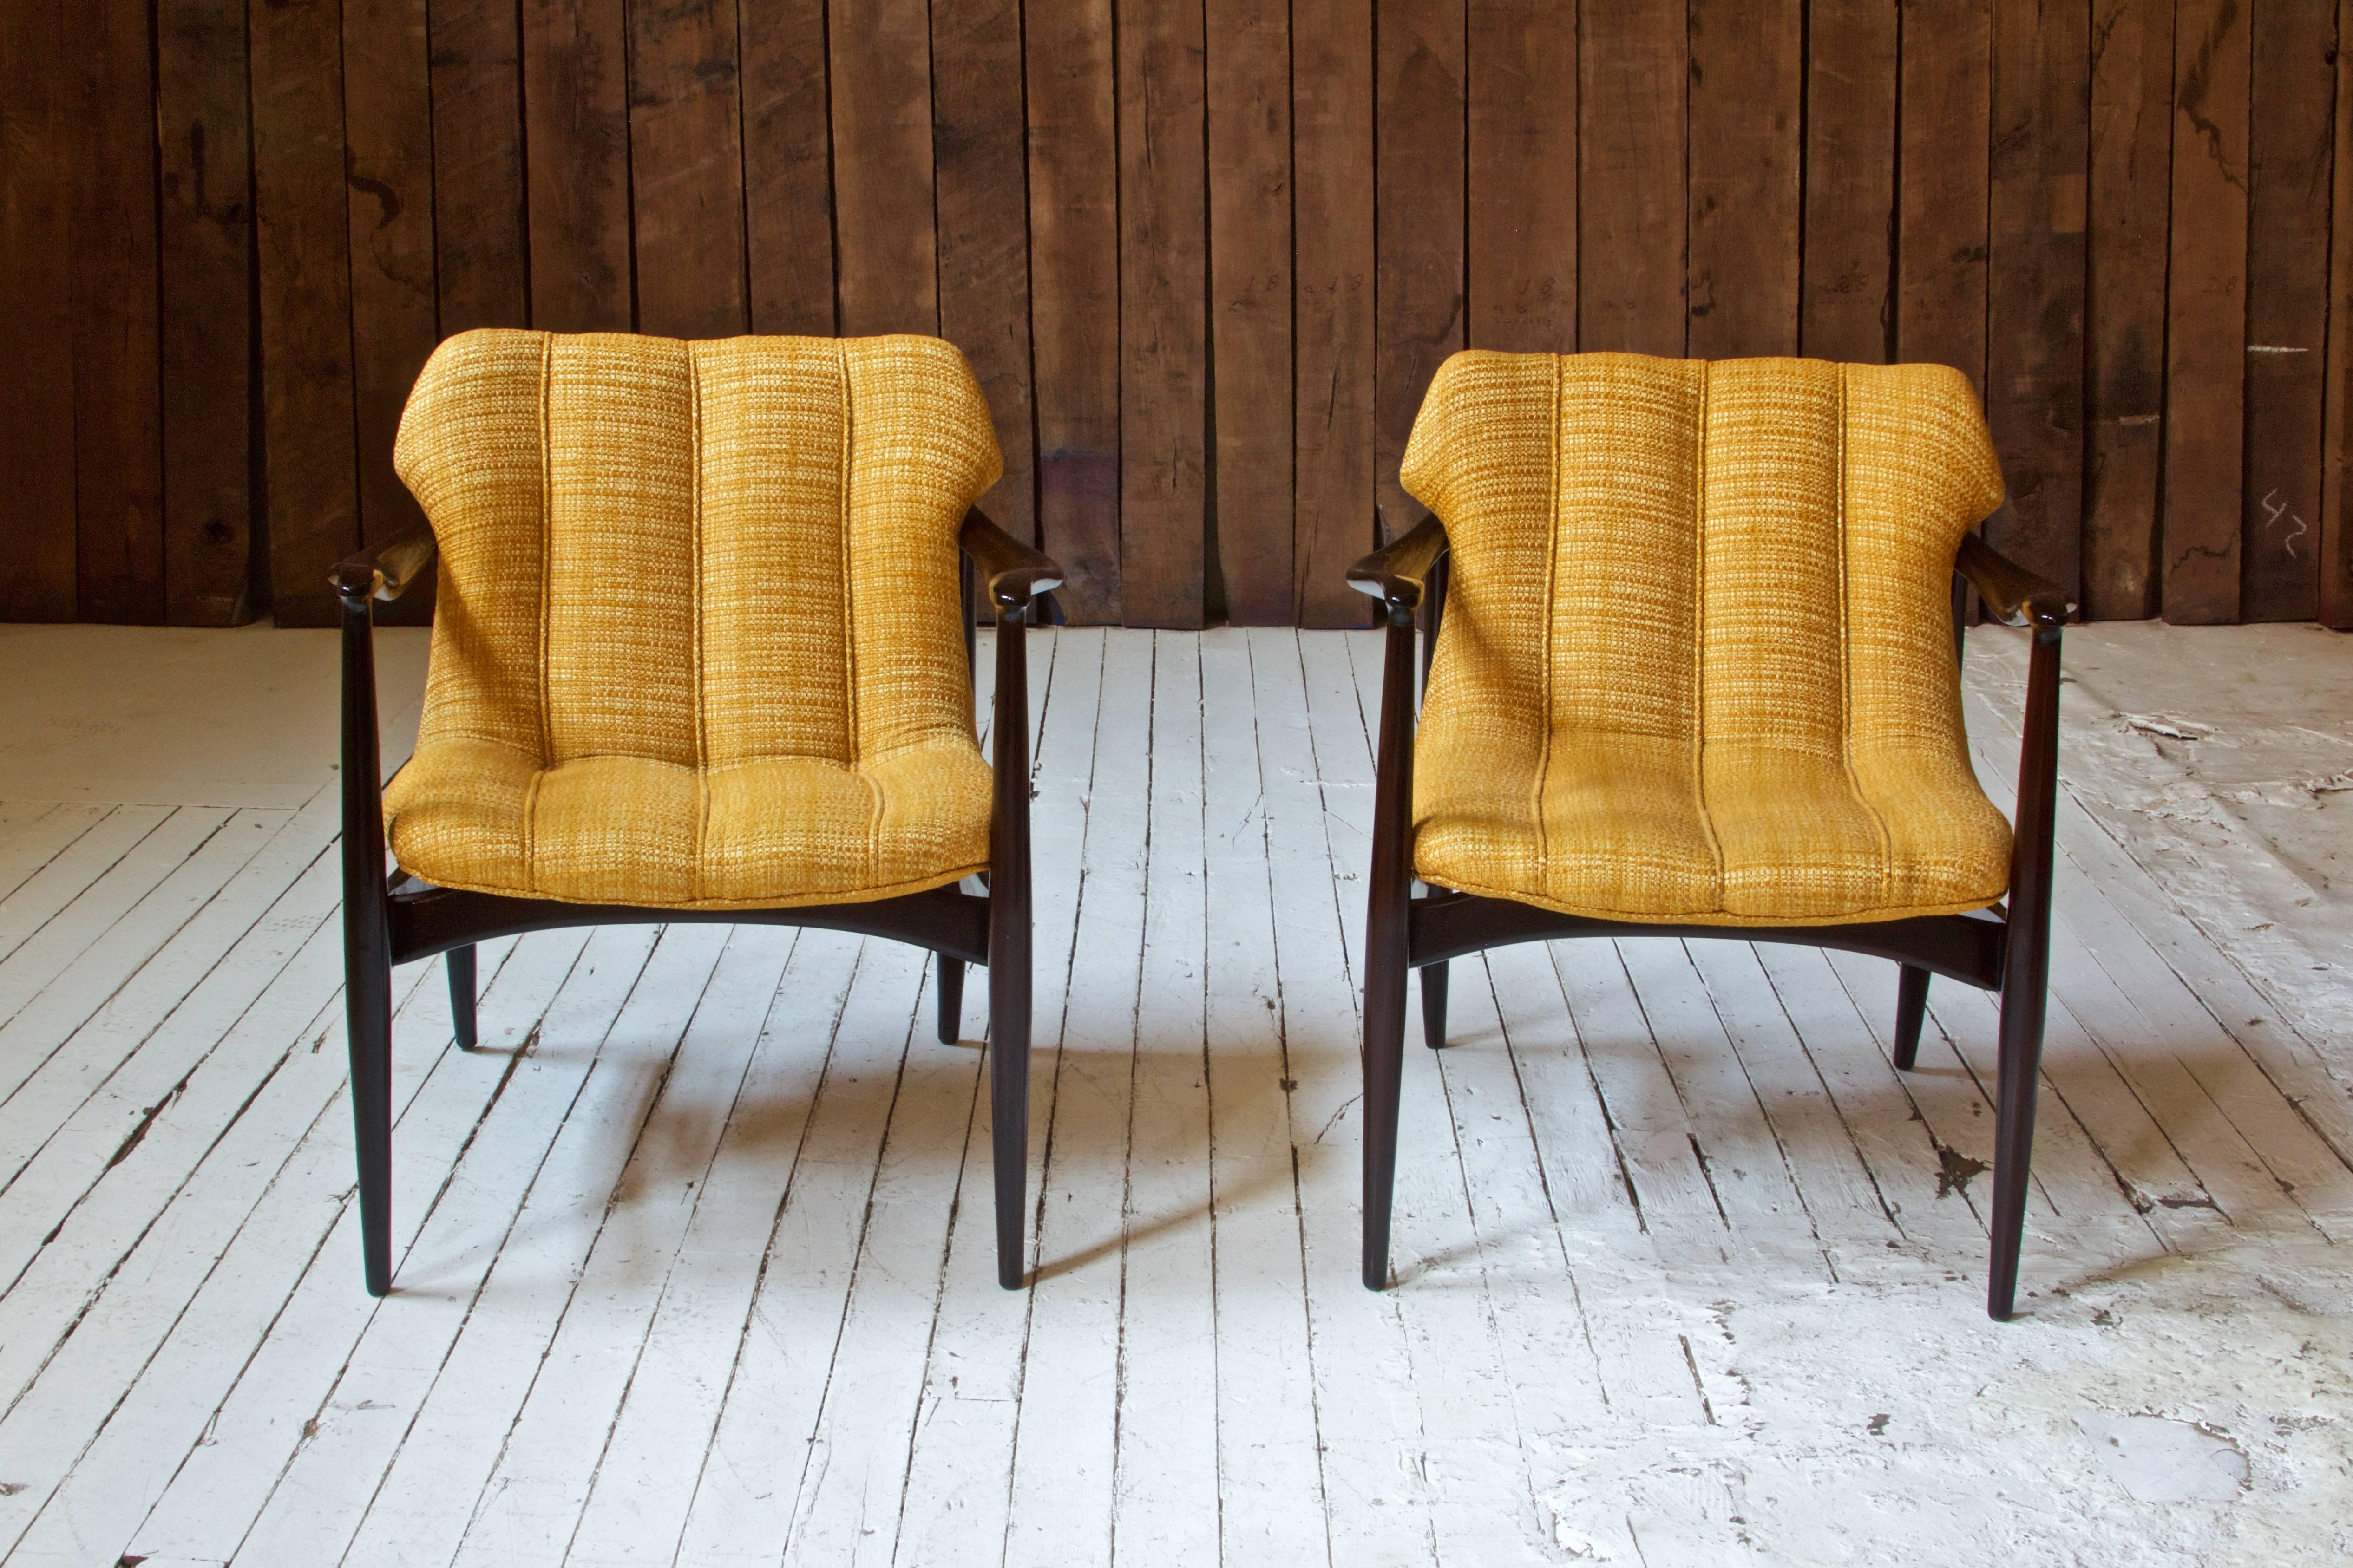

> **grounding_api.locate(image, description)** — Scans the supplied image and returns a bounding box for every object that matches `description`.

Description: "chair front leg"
[1362,607,1420,1290]
[339,586,396,1297]
[988,604,1035,1290]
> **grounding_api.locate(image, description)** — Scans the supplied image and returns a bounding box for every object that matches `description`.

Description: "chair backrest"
[1400,351,2004,778]
[393,330,1002,773]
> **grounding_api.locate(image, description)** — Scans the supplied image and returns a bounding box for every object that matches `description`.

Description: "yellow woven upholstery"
[1401,352,2012,927]
[384,330,1002,909]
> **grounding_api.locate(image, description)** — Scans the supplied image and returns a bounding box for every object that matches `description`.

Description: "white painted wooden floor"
[0,622,2348,1566]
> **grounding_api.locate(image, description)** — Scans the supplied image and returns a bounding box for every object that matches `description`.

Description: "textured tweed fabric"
[384,330,1002,910]
[1401,351,2013,927]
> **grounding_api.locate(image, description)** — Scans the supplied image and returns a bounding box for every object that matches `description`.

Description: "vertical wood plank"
[157,0,256,626]
[740,0,833,335]
[934,0,1037,549]
[1292,0,1377,627]
[523,0,633,332]
[1117,0,1209,627]
[343,0,440,626]
[1801,0,1899,363]
[2083,0,2172,619]
[1376,0,1467,532]
[1688,0,1802,358]
[628,0,749,338]
[829,0,936,335]
[251,0,361,628]
[1986,0,2088,593]
[1208,0,1294,624]
[1027,0,1123,621]
[1896,0,1993,392]
[71,0,167,623]
[0,1,83,621]
[2325,0,2353,627]
[1579,0,1686,356]
[2242,0,2334,621]
[428,0,529,332]
[1468,0,1577,354]
[2163,0,2251,623]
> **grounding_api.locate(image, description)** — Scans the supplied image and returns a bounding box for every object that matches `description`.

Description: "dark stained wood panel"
[628,0,749,339]
[1688,0,1802,359]
[428,0,528,333]
[1116,0,1208,627]
[1208,0,1295,624]
[2083,0,2172,620]
[523,0,632,332]
[1468,0,1577,354]
[2163,0,2250,624]
[1025,0,1122,622]
[933,0,1036,549]
[251,0,361,628]
[829,0,936,337]
[155,0,256,626]
[70,0,166,624]
[1897,0,1992,392]
[1292,0,1377,627]
[740,0,833,336]
[1579,0,1686,356]
[1802,0,1898,363]
[1985,0,2088,595]
[2323,0,2353,630]
[2241,0,2334,622]
[1375,0,1467,533]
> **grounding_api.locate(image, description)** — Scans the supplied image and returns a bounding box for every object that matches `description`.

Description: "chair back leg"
[1362,610,1420,1290]
[1892,964,1929,1070]
[1420,960,1449,1050]
[936,956,967,1043]
[447,944,478,1049]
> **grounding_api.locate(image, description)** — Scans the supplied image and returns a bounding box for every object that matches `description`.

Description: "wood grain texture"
[1897,0,1993,392]
[1688,0,1802,358]
[428,0,529,333]
[2241,0,2334,622]
[740,0,833,335]
[1116,0,1209,627]
[2325,0,2353,628]
[71,0,166,623]
[1579,0,1685,355]
[1802,0,1898,363]
[251,0,360,629]
[2163,0,2250,624]
[156,0,256,627]
[2083,0,2172,620]
[1376,0,1467,532]
[0,0,83,621]
[343,0,439,626]
[628,0,749,338]
[829,0,937,336]
[934,0,1037,550]
[1293,0,1377,627]
[1985,0,2088,595]
[1026,0,1123,621]
[1208,0,1294,624]
[1468,0,1576,354]
[523,0,633,332]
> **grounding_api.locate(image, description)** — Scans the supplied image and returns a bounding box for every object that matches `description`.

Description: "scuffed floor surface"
[0,620,2345,1566]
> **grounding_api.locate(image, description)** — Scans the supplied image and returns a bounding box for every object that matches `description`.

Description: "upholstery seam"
[1692,360,1724,908]
[1533,354,1561,891]
[533,332,554,886]
[689,342,710,904]
[1836,364,1897,907]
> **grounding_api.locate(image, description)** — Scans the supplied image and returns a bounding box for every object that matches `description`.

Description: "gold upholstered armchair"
[1350,352,2070,1320]
[333,330,1059,1296]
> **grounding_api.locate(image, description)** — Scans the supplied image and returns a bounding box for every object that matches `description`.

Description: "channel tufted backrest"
[392,329,1003,778]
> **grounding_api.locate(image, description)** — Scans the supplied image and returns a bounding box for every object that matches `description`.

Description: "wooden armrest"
[330,525,438,603]
[960,507,1063,611]
[1955,532,2071,631]
[1347,509,1449,612]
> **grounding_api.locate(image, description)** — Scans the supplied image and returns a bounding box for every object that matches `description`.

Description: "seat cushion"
[1403,351,2013,927]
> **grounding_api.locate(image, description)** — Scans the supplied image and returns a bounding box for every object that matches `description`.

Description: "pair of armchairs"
[338,333,2065,1322]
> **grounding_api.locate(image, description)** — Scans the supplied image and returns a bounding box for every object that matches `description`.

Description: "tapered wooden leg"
[339,586,394,1297]
[448,944,478,1050]
[346,958,393,1296]
[937,955,966,1043]
[1892,964,1928,1070]
[1987,971,2049,1320]
[988,605,1035,1290]
[1362,942,1409,1290]
[1420,960,1449,1049]
[1363,611,1418,1290]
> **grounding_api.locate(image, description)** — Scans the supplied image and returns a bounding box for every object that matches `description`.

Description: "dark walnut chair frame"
[1348,509,2071,1320]
[333,510,1061,1296]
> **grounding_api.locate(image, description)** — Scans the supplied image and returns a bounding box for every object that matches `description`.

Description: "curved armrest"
[960,508,1063,612]
[1956,532,2070,631]
[330,525,439,603]
[1347,509,1449,613]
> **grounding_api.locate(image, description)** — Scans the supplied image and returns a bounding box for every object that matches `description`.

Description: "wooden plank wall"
[7,1,2353,629]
